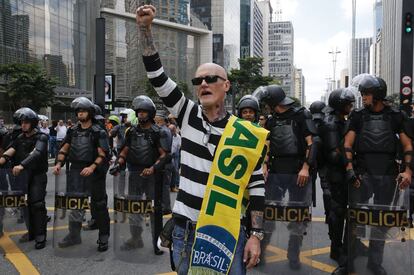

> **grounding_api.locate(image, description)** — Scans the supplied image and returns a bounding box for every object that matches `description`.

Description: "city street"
[1,167,412,275]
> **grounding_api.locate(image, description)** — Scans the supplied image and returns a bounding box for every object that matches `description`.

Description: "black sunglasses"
[191,75,226,86]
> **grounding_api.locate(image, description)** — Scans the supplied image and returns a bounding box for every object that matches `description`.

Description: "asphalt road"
[0,168,413,275]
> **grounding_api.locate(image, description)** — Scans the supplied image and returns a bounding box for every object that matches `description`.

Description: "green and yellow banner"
[188,116,268,275]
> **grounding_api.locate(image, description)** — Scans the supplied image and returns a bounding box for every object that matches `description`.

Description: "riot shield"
[0,168,29,238]
[113,170,155,263]
[53,168,95,257]
[348,174,411,275]
[256,174,313,274]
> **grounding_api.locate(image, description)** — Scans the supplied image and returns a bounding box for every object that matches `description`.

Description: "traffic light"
[405,13,412,33]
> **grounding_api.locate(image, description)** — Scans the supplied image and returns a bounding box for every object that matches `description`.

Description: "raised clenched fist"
[136,5,156,28]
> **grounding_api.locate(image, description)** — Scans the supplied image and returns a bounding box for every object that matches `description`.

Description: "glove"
[345,169,358,185]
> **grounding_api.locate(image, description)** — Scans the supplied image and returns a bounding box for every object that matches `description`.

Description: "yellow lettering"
[383,212,395,227]
[81,198,89,210]
[357,210,368,225]
[265,207,274,220]
[145,201,154,214]
[369,211,379,226]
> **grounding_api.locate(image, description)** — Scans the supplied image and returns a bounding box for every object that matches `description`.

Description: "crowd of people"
[0,4,412,275]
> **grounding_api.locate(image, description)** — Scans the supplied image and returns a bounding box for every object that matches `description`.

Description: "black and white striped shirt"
[143,53,265,222]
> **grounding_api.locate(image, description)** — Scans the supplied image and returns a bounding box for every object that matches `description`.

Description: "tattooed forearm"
[251,210,264,230]
[139,26,157,56]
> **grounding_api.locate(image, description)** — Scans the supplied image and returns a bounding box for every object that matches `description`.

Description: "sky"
[270,0,375,103]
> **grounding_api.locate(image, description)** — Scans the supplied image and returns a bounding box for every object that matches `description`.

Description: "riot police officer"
[83,104,110,232]
[261,85,317,270]
[111,95,166,255]
[53,97,110,252]
[344,75,412,275]
[0,108,48,249]
[237,94,260,123]
[318,89,355,274]
[309,100,330,223]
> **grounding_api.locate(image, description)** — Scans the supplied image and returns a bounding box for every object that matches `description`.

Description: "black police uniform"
[10,128,48,246]
[310,101,330,222]
[122,123,163,251]
[348,105,408,267]
[59,123,110,247]
[320,108,350,262]
[265,106,314,265]
[158,124,173,213]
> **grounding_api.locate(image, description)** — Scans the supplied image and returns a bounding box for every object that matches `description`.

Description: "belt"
[173,215,197,230]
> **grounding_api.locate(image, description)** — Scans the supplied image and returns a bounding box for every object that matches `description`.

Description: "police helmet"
[132,95,156,120]
[328,88,355,112]
[259,85,295,108]
[93,104,103,116]
[376,77,387,99]
[71,97,95,115]
[309,101,326,120]
[237,95,260,118]
[17,107,39,128]
[357,75,383,100]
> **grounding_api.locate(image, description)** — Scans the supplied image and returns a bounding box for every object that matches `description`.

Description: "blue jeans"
[172,223,247,275]
[49,136,57,158]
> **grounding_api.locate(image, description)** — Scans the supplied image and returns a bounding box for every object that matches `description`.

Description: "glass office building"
[0,0,210,117]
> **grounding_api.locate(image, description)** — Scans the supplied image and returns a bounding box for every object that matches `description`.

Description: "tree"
[385,93,400,109]
[0,63,57,112]
[228,57,275,100]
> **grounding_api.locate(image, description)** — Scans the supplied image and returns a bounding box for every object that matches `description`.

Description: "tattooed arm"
[250,210,264,231]
[136,5,157,56]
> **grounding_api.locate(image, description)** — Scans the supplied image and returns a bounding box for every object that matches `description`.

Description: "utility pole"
[95,18,105,112]
[328,48,341,89]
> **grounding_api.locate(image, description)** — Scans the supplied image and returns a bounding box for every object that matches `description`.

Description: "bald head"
[196,63,227,79]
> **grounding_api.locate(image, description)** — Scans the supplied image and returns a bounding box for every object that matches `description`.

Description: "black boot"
[287,235,302,270]
[58,222,82,248]
[35,235,46,250]
[97,234,109,252]
[19,232,34,243]
[120,225,144,251]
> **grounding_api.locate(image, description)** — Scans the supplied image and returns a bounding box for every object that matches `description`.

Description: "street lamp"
[328,48,341,89]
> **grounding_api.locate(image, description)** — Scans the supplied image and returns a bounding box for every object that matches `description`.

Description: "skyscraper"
[370,0,383,76]
[268,21,294,96]
[252,0,264,58]
[240,0,252,59]
[191,0,241,71]
[257,0,273,76]
[349,37,372,78]
[294,68,305,104]
[381,0,403,95]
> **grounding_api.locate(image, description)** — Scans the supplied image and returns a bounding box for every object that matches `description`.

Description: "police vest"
[68,125,98,164]
[126,125,160,166]
[14,132,38,163]
[355,110,397,155]
[269,108,305,157]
